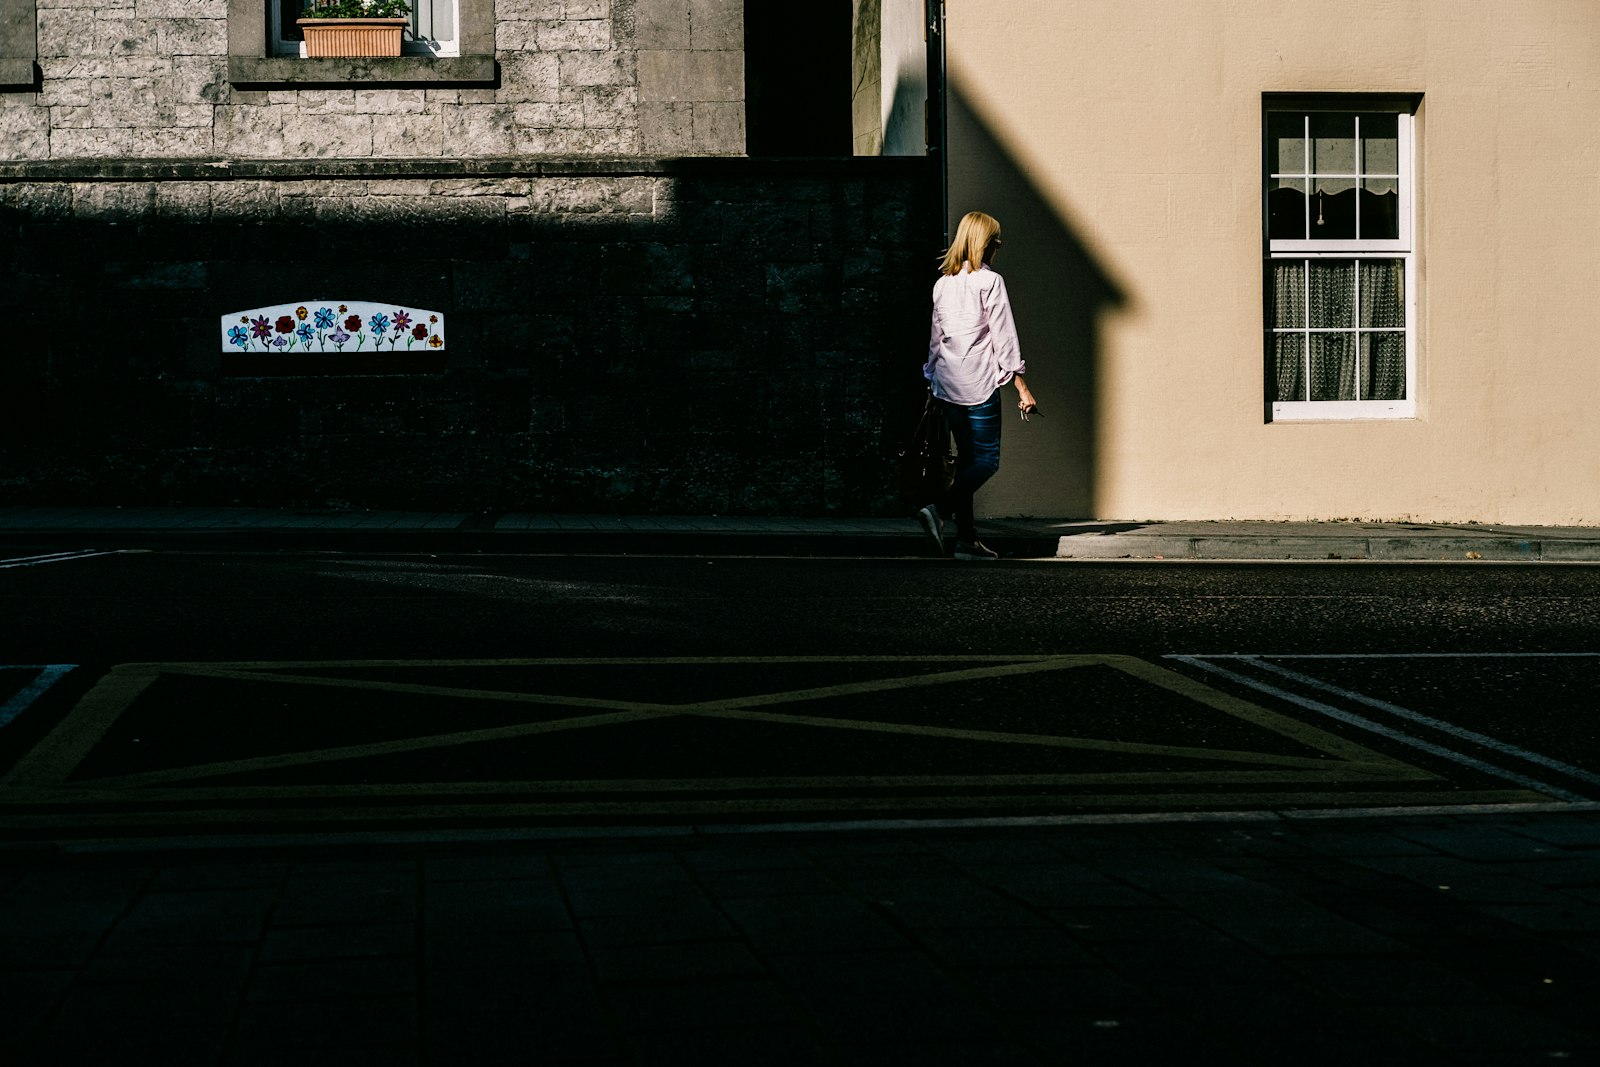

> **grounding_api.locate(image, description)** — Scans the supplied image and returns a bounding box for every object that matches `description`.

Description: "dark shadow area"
[0,157,935,515]
[946,82,1127,520]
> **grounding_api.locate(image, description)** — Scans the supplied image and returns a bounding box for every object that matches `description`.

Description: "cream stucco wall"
[948,0,1600,523]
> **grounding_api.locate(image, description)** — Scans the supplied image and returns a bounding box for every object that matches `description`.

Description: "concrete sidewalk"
[2,808,1599,1065]
[5,505,1600,561]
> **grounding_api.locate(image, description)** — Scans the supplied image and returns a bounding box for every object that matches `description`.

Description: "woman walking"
[917,210,1038,560]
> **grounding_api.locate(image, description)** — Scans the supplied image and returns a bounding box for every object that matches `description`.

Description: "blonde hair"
[939,211,1002,276]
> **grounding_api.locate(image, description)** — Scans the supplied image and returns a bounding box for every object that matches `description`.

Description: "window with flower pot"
[271,0,457,58]
[1265,96,1419,421]
[227,0,494,86]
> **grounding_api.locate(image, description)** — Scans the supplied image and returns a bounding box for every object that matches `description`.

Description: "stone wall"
[0,0,746,159]
[0,156,938,514]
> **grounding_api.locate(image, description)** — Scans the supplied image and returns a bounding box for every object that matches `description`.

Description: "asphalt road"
[3,548,1600,836]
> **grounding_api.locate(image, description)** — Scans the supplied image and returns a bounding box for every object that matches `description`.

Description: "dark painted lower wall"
[0,156,936,514]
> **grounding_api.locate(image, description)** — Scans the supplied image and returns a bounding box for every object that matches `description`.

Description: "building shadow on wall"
[948,84,1126,520]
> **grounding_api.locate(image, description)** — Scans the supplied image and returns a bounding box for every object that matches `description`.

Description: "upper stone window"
[227,0,494,86]
[0,0,37,89]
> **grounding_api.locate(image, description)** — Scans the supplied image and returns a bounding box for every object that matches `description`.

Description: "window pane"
[1359,178,1398,239]
[1309,333,1357,401]
[1360,333,1407,401]
[1268,178,1306,240]
[281,0,304,40]
[1311,177,1356,238]
[1267,113,1305,174]
[1359,259,1405,328]
[1308,259,1355,328]
[417,0,454,42]
[1310,113,1356,174]
[1360,113,1399,174]
[1272,334,1304,402]
[1269,260,1305,328]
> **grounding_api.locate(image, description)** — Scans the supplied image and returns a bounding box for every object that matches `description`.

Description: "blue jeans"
[936,390,1001,543]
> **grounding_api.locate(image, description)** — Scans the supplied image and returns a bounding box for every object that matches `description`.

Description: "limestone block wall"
[0,0,745,160]
[0,157,936,513]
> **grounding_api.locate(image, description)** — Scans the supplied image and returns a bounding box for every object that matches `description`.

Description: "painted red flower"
[275,316,295,334]
[345,315,362,332]
[412,324,428,341]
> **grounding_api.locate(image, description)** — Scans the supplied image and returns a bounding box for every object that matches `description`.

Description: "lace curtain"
[1271,259,1404,402]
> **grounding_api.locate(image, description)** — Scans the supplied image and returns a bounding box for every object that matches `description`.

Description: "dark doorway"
[745,0,853,156]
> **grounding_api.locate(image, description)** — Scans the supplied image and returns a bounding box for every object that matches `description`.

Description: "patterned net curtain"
[1271,259,1404,402]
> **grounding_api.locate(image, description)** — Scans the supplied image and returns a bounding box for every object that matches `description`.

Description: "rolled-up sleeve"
[985,273,1025,384]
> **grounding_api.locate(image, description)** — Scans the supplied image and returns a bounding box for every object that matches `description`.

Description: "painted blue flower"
[227,325,249,349]
[296,324,314,343]
[272,337,288,348]
[368,313,389,335]
[330,329,350,347]
[314,307,336,329]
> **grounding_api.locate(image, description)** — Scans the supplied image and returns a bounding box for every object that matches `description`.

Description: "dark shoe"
[953,540,999,561]
[915,505,944,554]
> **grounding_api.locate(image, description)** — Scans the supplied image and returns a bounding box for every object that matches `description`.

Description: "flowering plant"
[301,0,410,17]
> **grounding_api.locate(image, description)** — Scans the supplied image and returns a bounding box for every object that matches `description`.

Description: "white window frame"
[1267,103,1417,421]
[270,0,460,57]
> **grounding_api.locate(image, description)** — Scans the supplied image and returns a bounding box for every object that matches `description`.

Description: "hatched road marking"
[0,655,1559,832]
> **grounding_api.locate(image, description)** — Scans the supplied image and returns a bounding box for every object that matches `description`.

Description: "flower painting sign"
[222,302,446,356]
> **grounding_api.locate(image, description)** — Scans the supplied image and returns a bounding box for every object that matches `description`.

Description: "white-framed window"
[1266,101,1416,420]
[270,0,459,57]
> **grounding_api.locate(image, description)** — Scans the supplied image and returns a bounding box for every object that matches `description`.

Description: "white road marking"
[0,550,138,570]
[1167,656,1587,802]
[0,665,76,730]
[1244,657,1600,788]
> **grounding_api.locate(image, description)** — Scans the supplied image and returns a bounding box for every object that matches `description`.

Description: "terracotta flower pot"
[296,17,409,58]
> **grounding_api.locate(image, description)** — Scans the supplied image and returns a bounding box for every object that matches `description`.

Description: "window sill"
[228,54,494,87]
[1272,400,1416,421]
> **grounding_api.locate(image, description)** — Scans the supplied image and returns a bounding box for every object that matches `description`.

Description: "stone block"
[528,176,652,215]
[693,99,742,152]
[493,19,539,51]
[154,181,213,219]
[50,126,135,155]
[210,180,280,221]
[558,48,634,88]
[295,88,359,115]
[159,16,225,54]
[538,18,610,49]
[579,85,637,129]
[345,88,420,116]
[565,0,608,18]
[492,0,559,17]
[369,115,451,156]
[141,126,218,156]
[638,100,692,152]
[36,9,98,56]
[688,0,740,49]
[134,0,225,16]
[438,103,517,153]
[7,182,73,219]
[0,104,51,160]
[213,104,284,155]
[37,76,100,107]
[637,48,742,102]
[282,112,374,157]
[633,0,689,48]
[514,101,584,128]
[494,51,560,103]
